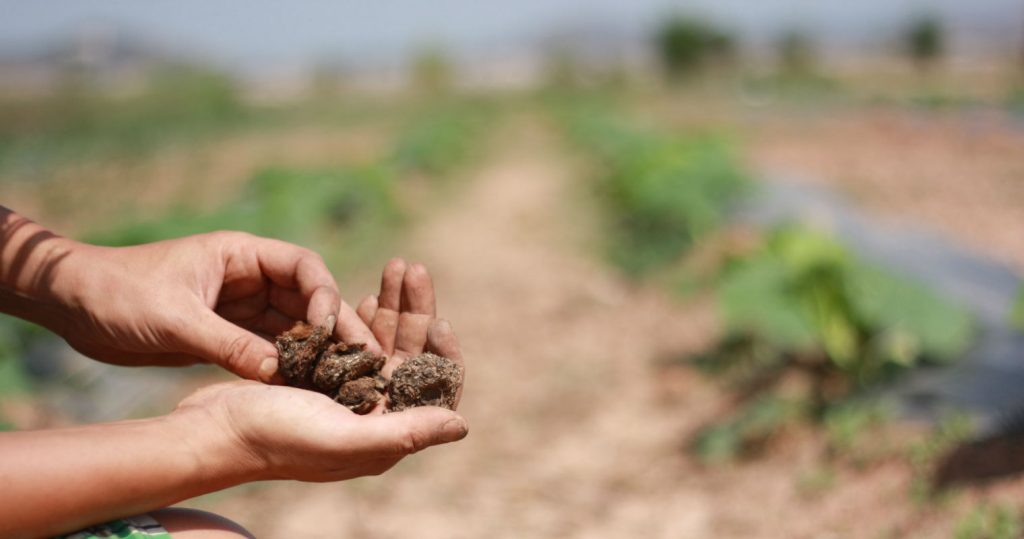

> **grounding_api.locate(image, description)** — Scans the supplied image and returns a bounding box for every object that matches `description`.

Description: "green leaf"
[691,396,803,462]
[847,263,973,361]
[718,254,817,349]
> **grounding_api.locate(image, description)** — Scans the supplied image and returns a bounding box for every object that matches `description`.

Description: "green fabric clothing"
[56,514,171,539]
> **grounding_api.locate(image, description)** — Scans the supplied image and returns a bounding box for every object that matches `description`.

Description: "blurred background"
[2,1,1024,537]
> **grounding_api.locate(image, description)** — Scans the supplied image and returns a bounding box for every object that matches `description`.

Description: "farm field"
[2,65,1024,537]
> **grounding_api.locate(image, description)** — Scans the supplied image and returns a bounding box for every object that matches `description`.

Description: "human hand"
[52,232,380,381]
[173,380,468,482]
[356,258,465,410]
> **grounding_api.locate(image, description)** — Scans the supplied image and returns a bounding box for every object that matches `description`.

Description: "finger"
[244,307,297,337]
[217,274,268,304]
[348,406,468,457]
[377,258,405,311]
[336,301,382,355]
[68,340,206,369]
[427,318,465,408]
[174,304,280,382]
[216,289,270,321]
[306,283,340,333]
[356,294,378,326]
[268,286,309,320]
[370,258,406,355]
[395,262,436,354]
[252,238,341,328]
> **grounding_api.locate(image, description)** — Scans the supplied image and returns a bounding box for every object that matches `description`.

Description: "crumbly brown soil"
[336,376,385,414]
[275,322,331,389]
[274,321,460,414]
[313,344,385,393]
[388,353,463,412]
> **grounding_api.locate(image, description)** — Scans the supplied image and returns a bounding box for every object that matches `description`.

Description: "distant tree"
[654,15,736,81]
[410,45,454,94]
[777,30,816,77]
[904,15,945,72]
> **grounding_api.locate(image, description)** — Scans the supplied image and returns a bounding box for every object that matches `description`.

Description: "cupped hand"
[173,380,468,482]
[356,258,465,410]
[54,232,381,381]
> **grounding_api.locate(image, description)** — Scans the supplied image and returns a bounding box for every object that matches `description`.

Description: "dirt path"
[198,112,1006,538]
[197,113,718,537]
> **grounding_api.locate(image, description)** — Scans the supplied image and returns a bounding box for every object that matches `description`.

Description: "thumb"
[174,307,279,382]
[353,407,469,456]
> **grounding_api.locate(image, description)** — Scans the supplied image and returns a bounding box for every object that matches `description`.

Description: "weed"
[908,414,974,504]
[691,395,805,463]
[953,503,1023,539]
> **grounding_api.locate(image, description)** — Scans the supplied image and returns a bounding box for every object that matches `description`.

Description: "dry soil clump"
[274,321,462,414]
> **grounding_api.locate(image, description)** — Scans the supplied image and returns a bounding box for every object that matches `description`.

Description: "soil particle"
[275,321,331,388]
[312,343,385,393]
[388,353,463,412]
[274,322,462,414]
[335,377,384,414]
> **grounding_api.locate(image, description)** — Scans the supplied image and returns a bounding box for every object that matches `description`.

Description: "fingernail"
[258,357,278,383]
[440,416,469,442]
[325,314,337,330]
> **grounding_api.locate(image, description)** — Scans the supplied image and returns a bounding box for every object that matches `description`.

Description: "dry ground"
[191,113,1024,538]
[749,107,1024,274]
[2,123,391,236]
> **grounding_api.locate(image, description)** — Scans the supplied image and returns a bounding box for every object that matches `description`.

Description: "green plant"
[690,227,973,461]
[563,110,748,276]
[717,227,972,384]
[0,315,47,427]
[691,395,804,463]
[954,503,1023,539]
[0,62,246,175]
[654,15,736,81]
[904,15,945,72]
[390,105,488,176]
[907,413,973,504]
[1010,287,1024,331]
[823,401,891,457]
[86,164,400,273]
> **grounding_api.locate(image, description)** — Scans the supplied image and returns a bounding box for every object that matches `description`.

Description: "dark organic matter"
[312,343,385,393]
[275,321,331,388]
[388,352,463,412]
[336,377,383,415]
[274,322,463,414]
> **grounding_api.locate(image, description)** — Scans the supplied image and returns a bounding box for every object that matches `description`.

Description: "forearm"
[0,206,82,332]
[0,409,259,538]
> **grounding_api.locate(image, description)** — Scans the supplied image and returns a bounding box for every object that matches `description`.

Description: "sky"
[1,1,1020,72]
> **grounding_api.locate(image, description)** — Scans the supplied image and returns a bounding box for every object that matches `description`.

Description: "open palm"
[356,258,465,411]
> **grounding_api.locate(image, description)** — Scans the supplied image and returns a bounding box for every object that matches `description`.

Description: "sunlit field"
[3,11,1024,537]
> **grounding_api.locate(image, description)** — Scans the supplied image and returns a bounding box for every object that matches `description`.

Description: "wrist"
[166,401,270,487]
[0,214,85,333]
